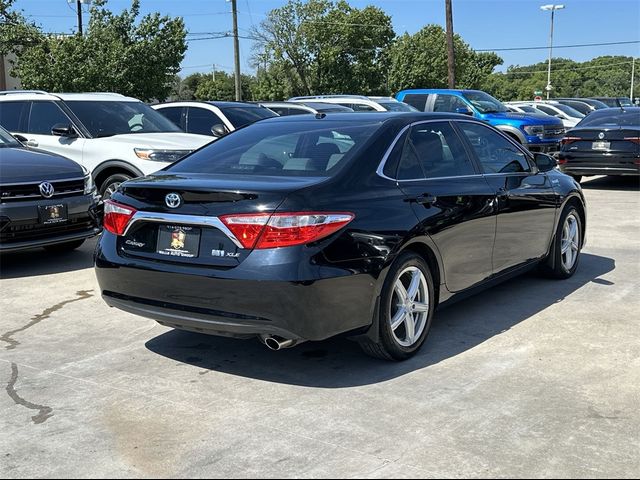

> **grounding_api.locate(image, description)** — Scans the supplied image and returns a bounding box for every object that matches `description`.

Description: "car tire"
[542,205,583,279]
[43,239,85,253]
[100,173,132,200]
[359,252,435,361]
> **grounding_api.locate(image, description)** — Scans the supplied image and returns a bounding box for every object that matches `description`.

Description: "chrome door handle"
[26,139,39,147]
[415,193,437,205]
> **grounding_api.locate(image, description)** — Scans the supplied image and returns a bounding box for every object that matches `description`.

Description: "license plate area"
[156,225,201,258]
[38,204,68,225]
[592,141,610,150]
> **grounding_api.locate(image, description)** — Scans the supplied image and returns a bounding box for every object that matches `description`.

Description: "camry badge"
[598,132,605,140]
[39,182,55,198]
[165,192,182,209]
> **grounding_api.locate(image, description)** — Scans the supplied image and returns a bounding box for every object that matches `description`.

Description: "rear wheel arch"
[564,195,586,243]
[399,240,443,307]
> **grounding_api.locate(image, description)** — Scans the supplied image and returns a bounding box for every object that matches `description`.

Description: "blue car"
[396,89,565,153]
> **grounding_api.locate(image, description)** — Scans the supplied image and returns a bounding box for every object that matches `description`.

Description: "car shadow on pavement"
[0,237,98,279]
[581,176,639,191]
[145,253,615,388]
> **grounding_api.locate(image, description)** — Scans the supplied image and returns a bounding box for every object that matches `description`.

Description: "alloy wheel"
[389,266,430,347]
[561,213,580,271]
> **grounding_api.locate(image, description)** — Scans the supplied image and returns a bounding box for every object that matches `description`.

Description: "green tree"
[484,56,637,101]
[0,0,43,54]
[194,72,255,101]
[251,0,395,98]
[8,0,186,101]
[387,25,503,92]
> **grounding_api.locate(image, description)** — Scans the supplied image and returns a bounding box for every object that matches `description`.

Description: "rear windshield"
[576,109,640,127]
[219,106,277,128]
[66,101,182,137]
[168,120,381,177]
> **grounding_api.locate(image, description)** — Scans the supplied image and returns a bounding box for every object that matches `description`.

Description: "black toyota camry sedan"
[95,113,586,360]
[0,126,101,253]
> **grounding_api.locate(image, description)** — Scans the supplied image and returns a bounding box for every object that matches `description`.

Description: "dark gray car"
[0,126,102,253]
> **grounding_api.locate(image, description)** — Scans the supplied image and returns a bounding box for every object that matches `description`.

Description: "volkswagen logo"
[598,132,605,140]
[165,192,182,209]
[39,182,55,199]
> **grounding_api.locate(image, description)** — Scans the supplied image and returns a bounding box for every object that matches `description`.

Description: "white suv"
[288,95,418,112]
[0,91,212,198]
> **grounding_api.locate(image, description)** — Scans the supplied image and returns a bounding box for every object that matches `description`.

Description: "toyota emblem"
[39,182,55,198]
[598,132,605,140]
[165,192,182,209]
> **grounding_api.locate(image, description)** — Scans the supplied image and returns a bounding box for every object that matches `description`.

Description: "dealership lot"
[0,176,638,478]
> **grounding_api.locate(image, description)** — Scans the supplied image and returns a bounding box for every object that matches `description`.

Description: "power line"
[502,60,634,75]
[477,40,640,52]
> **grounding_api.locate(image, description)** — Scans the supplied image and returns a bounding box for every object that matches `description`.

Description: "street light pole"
[541,4,565,99]
[231,0,242,101]
[76,0,83,36]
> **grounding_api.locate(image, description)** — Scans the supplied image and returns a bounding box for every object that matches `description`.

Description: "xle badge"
[211,249,240,258]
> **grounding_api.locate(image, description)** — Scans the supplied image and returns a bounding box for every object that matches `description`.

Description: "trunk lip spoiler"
[123,211,244,249]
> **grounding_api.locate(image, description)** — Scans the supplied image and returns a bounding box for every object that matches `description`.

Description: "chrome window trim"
[123,211,244,249]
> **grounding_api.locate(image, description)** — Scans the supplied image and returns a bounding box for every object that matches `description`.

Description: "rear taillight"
[557,158,568,165]
[561,136,581,145]
[624,136,640,145]
[103,199,137,235]
[220,212,355,249]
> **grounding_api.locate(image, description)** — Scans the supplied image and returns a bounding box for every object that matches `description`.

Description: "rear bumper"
[558,153,640,176]
[95,233,378,342]
[524,141,561,154]
[0,193,102,252]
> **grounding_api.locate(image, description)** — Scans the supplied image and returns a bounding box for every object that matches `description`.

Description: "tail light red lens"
[623,136,640,145]
[561,136,581,145]
[103,199,137,235]
[557,158,568,165]
[220,212,355,249]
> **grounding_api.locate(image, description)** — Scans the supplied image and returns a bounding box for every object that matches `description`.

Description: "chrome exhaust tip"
[261,335,296,351]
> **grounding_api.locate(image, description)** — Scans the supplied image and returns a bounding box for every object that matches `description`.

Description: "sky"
[14,0,640,77]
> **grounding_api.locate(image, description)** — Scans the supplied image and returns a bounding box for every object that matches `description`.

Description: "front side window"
[351,103,378,112]
[27,101,71,135]
[186,107,224,135]
[397,121,475,180]
[379,102,418,112]
[433,95,469,113]
[169,121,381,177]
[459,123,531,174]
[65,101,182,138]
[536,105,559,116]
[401,94,429,111]
[461,91,509,114]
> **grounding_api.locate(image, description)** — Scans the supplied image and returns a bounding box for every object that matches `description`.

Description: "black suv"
[0,126,101,252]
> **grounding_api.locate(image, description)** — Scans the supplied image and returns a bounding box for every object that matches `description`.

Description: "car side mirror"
[211,124,228,138]
[455,107,473,116]
[534,153,557,172]
[51,124,77,137]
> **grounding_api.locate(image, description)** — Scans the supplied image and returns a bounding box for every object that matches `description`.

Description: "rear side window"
[401,94,429,111]
[219,106,277,128]
[186,107,224,135]
[536,105,558,116]
[459,122,531,174]
[157,106,185,129]
[0,101,29,131]
[351,103,377,112]
[169,121,380,177]
[27,101,71,135]
[397,121,475,180]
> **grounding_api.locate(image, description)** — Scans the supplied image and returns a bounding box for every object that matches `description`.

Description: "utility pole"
[445,0,455,89]
[541,5,565,100]
[631,57,636,103]
[231,0,242,101]
[76,0,83,36]
[212,64,216,82]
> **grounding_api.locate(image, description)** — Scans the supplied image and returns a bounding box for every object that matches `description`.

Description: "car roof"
[154,101,264,109]
[0,90,140,102]
[254,111,482,124]
[397,89,483,95]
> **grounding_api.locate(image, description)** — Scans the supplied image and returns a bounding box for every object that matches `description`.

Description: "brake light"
[624,136,640,145]
[557,158,568,165]
[220,212,355,249]
[103,199,137,235]
[561,136,581,145]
